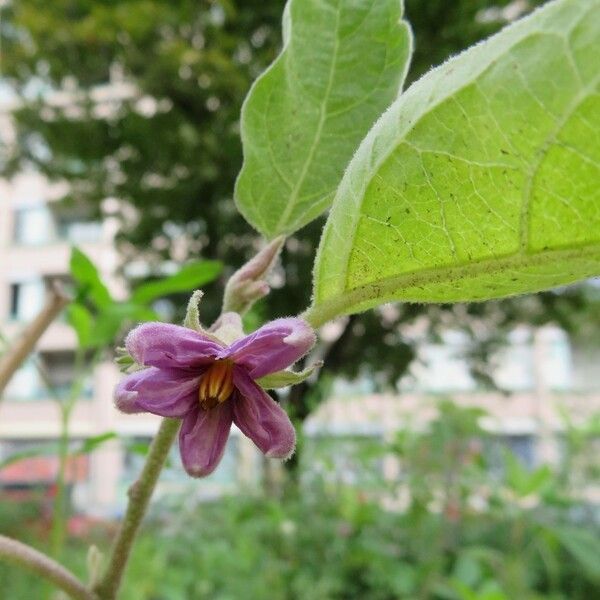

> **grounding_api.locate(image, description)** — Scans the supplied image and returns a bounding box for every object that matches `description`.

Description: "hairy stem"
[0,282,70,398]
[93,418,181,600]
[0,534,96,600]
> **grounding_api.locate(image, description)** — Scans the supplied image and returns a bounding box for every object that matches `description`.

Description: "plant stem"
[50,347,91,561]
[0,534,96,600]
[93,418,181,600]
[300,303,333,330]
[50,406,72,561]
[0,281,70,398]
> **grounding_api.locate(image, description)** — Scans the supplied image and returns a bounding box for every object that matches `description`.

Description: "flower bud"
[222,236,284,315]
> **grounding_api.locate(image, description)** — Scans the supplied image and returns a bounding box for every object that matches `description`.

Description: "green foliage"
[66,303,94,349]
[236,0,412,238]
[69,247,143,348]
[130,260,222,304]
[311,0,600,322]
[67,247,221,348]
[1,0,283,293]
[1,402,599,598]
[503,451,552,498]
[70,247,112,310]
[117,481,600,600]
[552,526,600,582]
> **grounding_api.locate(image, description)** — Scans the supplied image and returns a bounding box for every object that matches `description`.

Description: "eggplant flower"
[115,315,315,477]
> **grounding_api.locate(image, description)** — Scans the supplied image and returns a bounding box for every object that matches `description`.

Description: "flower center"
[198,360,234,410]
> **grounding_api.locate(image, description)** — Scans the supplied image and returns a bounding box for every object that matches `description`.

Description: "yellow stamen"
[198,360,234,410]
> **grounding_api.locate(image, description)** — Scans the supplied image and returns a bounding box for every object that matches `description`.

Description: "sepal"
[256,361,322,389]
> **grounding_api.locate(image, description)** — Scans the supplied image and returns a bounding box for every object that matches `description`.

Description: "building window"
[487,434,536,474]
[9,279,46,321]
[13,206,55,245]
[55,214,102,244]
[8,276,73,322]
[3,352,93,402]
[13,205,102,246]
[41,350,94,400]
[3,361,40,401]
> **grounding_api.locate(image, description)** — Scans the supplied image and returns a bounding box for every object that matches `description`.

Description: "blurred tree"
[1,0,595,448]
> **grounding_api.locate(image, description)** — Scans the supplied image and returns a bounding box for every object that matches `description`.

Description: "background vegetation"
[2,402,599,599]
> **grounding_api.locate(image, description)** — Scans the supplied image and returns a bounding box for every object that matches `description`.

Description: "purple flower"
[115,315,315,477]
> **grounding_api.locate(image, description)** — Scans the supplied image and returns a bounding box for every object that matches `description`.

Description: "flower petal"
[178,403,233,477]
[225,318,315,378]
[126,322,224,370]
[232,367,296,459]
[114,374,145,414]
[114,367,200,417]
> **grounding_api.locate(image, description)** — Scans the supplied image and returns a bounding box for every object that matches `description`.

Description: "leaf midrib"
[274,0,343,234]
[309,242,600,326]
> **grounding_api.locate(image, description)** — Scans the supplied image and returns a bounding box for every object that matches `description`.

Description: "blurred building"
[0,172,122,512]
[0,173,265,515]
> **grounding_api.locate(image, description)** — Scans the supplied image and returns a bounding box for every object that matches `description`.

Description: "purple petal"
[126,322,224,370]
[178,403,233,477]
[232,367,296,459]
[114,367,200,417]
[225,318,315,378]
[114,374,145,414]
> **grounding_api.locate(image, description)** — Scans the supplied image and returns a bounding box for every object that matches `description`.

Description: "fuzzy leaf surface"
[311,0,600,325]
[235,0,412,238]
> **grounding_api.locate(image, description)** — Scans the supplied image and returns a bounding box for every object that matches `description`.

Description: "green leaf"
[70,247,113,309]
[503,451,552,497]
[66,303,94,349]
[235,0,412,238]
[93,303,157,347]
[310,0,600,325]
[553,525,600,581]
[256,361,322,389]
[73,432,117,455]
[0,433,119,471]
[0,444,59,470]
[131,261,222,305]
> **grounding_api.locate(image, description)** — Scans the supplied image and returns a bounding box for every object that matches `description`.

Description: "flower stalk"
[93,418,180,599]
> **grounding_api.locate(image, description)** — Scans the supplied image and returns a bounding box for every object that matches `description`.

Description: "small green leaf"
[73,432,118,455]
[0,444,59,470]
[93,303,157,347]
[115,347,140,373]
[0,433,124,472]
[310,0,600,325]
[235,0,413,238]
[504,451,552,497]
[131,261,222,305]
[256,361,322,389]
[66,303,94,349]
[70,247,112,309]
